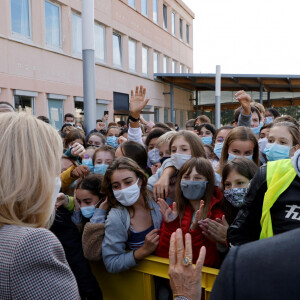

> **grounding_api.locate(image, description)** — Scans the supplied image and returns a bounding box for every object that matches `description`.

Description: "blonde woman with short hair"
[0,113,79,299]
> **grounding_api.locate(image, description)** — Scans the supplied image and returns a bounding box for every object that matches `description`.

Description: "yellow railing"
[90,255,219,300]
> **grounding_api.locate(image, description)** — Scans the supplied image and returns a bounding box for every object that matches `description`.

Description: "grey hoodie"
[102,198,162,274]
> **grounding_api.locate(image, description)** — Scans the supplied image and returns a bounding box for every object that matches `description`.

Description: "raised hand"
[169,229,206,300]
[190,200,205,231]
[55,193,68,210]
[157,198,178,223]
[130,85,150,119]
[235,90,251,115]
[199,215,229,244]
[71,142,86,157]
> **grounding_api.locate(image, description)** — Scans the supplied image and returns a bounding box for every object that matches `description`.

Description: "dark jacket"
[51,207,103,300]
[211,228,300,300]
[228,164,300,246]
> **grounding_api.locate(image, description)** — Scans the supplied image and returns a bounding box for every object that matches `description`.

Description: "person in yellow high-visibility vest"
[228,121,300,245]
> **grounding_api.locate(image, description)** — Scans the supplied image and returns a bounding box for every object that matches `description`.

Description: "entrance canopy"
[155,73,300,93]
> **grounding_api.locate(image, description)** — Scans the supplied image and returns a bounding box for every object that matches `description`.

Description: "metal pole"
[170,83,174,123]
[82,0,96,134]
[259,84,263,104]
[215,65,221,129]
[195,90,199,117]
[267,91,271,108]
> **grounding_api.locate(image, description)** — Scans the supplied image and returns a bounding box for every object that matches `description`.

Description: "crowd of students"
[1,84,300,299]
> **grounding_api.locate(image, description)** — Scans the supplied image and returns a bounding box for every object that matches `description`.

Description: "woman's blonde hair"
[156,131,177,148]
[0,113,63,228]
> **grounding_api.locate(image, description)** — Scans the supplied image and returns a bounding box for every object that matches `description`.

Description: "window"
[172,12,176,35]
[186,67,190,73]
[153,51,159,74]
[45,1,61,48]
[141,0,147,16]
[164,108,169,122]
[72,13,82,55]
[154,107,160,123]
[128,0,135,9]
[153,0,158,23]
[128,39,136,71]
[186,24,190,44]
[163,56,168,73]
[172,60,176,73]
[163,4,167,30]
[14,96,35,114]
[113,33,122,67]
[179,18,183,40]
[142,46,148,75]
[95,23,105,62]
[180,64,183,73]
[11,0,31,38]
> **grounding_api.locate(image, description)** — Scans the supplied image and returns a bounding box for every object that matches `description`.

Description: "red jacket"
[156,188,224,268]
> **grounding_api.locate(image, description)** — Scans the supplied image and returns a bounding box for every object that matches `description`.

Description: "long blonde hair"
[0,113,63,228]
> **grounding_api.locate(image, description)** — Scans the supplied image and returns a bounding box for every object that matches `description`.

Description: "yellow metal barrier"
[90,255,219,300]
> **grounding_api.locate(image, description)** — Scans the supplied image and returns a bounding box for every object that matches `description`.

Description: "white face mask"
[171,153,192,170]
[52,177,62,210]
[113,178,141,206]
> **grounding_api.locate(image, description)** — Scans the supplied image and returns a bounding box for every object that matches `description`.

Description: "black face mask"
[160,156,171,165]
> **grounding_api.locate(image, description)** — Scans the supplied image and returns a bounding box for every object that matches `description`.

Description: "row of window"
[10,0,190,75]
[128,0,190,44]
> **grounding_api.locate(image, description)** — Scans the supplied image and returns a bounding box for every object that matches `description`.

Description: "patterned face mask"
[223,188,248,208]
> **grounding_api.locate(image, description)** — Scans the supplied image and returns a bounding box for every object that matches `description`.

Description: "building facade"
[0,0,194,129]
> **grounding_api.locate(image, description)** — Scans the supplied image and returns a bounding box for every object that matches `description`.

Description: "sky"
[182,0,300,75]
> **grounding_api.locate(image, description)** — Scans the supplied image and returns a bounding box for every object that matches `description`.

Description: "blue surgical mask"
[264,116,274,124]
[94,163,109,175]
[82,158,94,173]
[228,152,253,161]
[107,136,118,148]
[80,205,97,219]
[251,122,263,136]
[180,180,207,200]
[201,136,213,145]
[214,142,223,159]
[148,148,161,165]
[264,143,291,161]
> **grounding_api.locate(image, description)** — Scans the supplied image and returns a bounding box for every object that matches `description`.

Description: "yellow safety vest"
[260,159,297,239]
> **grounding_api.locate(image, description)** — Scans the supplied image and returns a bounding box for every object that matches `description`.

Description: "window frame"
[153,51,159,74]
[172,12,176,35]
[141,0,148,17]
[113,32,122,67]
[163,4,168,30]
[45,0,62,49]
[142,45,149,76]
[94,22,106,63]
[128,0,136,9]
[72,12,82,56]
[179,18,183,40]
[11,0,32,40]
[128,39,137,72]
[186,23,190,45]
[172,60,176,73]
[163,56,168,73]
[153,0,158,23]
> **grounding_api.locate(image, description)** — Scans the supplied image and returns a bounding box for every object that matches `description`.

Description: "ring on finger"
[183,257,192,266]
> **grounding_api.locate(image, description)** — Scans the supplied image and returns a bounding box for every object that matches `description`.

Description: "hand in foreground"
[70,142,86,157]
[157,199,178,223]
[153,171,170,200]
[55,193,68,210]
[71,165,90,179]
[130,85,150,119]
[235,90,251,115]
[169,228,206,300]
[199,215,229,244]
[190,200,205,231]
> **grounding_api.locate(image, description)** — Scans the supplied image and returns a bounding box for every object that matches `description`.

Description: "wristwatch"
[128,115,140,122]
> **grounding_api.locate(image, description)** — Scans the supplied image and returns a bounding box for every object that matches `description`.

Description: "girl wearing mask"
[218,126,260,173]
[156,157,223,267]
[195,123,216,145]
[149,130,207,200]
[101,158,162,273]
[93,145,116,175]
[228,125,300,245]
[106,126,121,149]
[265,107,280,124]
[200,157,258,246]
[212,126,233,161]
[264,122,300,162]
[70,174,108,261]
